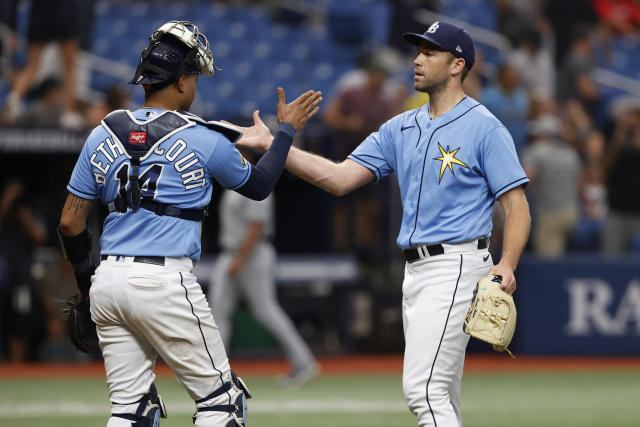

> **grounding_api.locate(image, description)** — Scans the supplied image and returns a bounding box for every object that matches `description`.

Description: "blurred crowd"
[1,0,640,362]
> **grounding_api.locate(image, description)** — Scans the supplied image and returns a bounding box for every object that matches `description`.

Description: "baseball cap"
[403,21,476,70]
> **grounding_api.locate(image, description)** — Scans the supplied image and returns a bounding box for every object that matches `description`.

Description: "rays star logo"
[434,142,469,182]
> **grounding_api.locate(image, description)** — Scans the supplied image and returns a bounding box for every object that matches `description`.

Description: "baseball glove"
[464,275,516,358]
[63,294,100,354]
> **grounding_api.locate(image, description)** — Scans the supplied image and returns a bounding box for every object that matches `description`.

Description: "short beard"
[415,78,447,96]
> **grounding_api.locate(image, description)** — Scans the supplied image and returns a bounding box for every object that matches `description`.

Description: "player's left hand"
[489,262,516,294]
[277,87,323,131]
[223,110,273,152]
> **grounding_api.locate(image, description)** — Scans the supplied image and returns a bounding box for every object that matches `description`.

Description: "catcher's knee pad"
[112,383,167,427]
[193,370,252,426]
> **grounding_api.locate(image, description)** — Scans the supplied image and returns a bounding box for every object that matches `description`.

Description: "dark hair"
[461,67,470,82]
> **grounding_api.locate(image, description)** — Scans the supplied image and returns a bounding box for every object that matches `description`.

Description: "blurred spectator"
[85,85,131,128]
[0,0,19,80]
[324,51,404,252]
[328,49,407,122]
[602,100,640,254]
[557,24,600,118]
[481,61,530,153]
[17,77,64,127]
[494,0,534,45]
[522,114,582,257]
[2,0,83,129]
[543,0,597,65]
[510,27,555,100]
[593,0,640,36]
[575,131,607,249]
[562,99,596,153]
[209,186,319,386]
[0,179,47,361]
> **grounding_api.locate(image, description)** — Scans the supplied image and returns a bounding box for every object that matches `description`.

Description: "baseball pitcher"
[231,21,531,427]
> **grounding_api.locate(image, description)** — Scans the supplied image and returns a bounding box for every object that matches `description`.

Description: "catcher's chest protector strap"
[102,110,207,221]
[177,110,243,143]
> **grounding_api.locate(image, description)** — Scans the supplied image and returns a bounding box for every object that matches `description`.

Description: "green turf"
[0,370,638,426]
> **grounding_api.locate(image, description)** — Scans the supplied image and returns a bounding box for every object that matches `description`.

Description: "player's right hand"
[277,87,322,131]
[226,110,274,152]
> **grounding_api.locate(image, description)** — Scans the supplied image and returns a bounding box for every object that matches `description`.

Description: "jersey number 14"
[115,163,164,200]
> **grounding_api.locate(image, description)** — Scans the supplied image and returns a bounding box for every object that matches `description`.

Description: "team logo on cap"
[456,45,463,53]
[434,142,468,182]
[427,22,439,33]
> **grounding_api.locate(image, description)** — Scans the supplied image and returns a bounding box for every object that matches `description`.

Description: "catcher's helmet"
[130,21,219,85]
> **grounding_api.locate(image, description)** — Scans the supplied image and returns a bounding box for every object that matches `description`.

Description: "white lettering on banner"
[615,280,640,334]
[565,279,640,336]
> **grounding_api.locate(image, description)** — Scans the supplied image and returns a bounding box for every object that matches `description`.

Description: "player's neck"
[142,100,180,110]
[143,93,182,111]
[427,87,466,119]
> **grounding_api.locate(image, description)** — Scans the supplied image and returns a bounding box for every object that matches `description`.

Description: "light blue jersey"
[67,108,251,261]
[348,96,528,248]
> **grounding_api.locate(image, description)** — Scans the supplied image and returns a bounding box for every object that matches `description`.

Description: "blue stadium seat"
[87,0,377,119]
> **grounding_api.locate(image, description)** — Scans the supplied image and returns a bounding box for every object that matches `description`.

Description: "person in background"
[2,0,83,129]
[522,114,582,257]
[603,101,640,254]
[556,24,599,118]
[0,179,47,361]
[324,52,404,252]
[209,162,319,387]
[481,61,530,153]
[86,85,131,128]
[509,27,555,100]
[17,77,64,127]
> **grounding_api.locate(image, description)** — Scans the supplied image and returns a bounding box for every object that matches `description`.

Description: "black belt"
[100,255,165,266]
[108,197,206,222]
[402,238,488,263]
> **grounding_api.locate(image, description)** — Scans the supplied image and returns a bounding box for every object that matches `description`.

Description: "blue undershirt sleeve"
[235,122,296,200]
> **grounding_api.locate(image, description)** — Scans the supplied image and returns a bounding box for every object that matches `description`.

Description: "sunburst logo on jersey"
[434,142,469,182]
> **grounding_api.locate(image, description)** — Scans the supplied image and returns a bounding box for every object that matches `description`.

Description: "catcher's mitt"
[464,275,516,358]
[63,294,100,354]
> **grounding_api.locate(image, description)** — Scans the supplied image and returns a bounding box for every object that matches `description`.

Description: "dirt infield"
[1,354,640,378]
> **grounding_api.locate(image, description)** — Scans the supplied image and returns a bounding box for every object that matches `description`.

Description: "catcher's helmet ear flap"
[130,20,220,85]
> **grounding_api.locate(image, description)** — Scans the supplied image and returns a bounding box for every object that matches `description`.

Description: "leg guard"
[112,383,167,427]
[193,370,252,426]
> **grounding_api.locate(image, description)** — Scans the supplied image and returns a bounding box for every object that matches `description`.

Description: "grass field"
[1,359,639,427]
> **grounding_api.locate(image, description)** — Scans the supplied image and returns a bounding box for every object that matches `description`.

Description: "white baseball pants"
[402,241,491,427]
[90,256,235,427]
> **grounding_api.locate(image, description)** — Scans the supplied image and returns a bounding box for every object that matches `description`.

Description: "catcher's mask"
[130,20,220,86]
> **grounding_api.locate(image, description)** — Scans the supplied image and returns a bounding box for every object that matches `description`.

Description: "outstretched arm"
[283,148,374,196]
[235,88,323,200]
[230,110,375,196]
[489,186,530,294]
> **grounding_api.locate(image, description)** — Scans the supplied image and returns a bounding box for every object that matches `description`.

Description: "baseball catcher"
[464,275,517,357]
